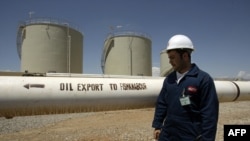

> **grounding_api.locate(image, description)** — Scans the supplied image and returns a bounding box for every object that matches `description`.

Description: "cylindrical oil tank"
[160,49,173,77]
[101,31,152,76]
[17,18,83,73]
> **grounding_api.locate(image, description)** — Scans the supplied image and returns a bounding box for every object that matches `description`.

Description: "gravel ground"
[0,101,250,141]
[0,113,93,134]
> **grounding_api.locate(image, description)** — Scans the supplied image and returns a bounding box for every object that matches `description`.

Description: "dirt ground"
[1,101,250,141]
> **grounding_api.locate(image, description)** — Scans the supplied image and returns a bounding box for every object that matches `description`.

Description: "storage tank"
[101,31,152,76]
[160,49,173,77]
[17,18,83,73]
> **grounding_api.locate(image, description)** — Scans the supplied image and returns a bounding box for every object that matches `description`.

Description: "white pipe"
[214,81,250,102]
[0,75,250,118]
[232,81,250,101]
[214,81,239,102]
[0,75,163,118]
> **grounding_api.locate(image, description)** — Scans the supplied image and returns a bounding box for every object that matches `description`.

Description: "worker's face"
[167,50,186,72]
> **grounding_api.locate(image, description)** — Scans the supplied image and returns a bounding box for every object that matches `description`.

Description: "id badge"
[180,96,191,106]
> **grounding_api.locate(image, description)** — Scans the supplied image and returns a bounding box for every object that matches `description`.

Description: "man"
[152,34,219,141]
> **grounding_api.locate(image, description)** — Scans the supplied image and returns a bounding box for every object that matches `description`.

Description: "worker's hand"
[153,129,161,140]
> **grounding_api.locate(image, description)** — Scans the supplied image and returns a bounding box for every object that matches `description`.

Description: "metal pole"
[65,23,71,74]
[68,34,71,74]
[129,37,133,75]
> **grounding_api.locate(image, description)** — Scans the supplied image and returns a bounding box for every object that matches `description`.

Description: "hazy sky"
[0,0,250,79]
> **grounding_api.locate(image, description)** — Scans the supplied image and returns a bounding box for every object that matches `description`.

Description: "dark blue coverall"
[152,64,219,141]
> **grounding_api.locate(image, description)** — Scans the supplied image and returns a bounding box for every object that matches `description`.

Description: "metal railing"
[22,17,81,31]
[105,30,151,41]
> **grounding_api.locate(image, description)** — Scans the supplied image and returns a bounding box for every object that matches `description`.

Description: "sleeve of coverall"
[199,76,219,141]
[152,78,168,129]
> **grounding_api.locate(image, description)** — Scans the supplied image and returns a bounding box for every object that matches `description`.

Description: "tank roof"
[105,31,151,41]
[18,17,81,32]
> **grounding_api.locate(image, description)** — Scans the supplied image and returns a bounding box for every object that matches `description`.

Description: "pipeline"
[0,74,250,118]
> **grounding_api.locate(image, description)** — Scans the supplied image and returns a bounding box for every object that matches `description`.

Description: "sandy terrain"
[0,101,250,141]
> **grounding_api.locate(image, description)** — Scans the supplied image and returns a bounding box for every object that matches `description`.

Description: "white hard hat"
[166,34,194,51]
